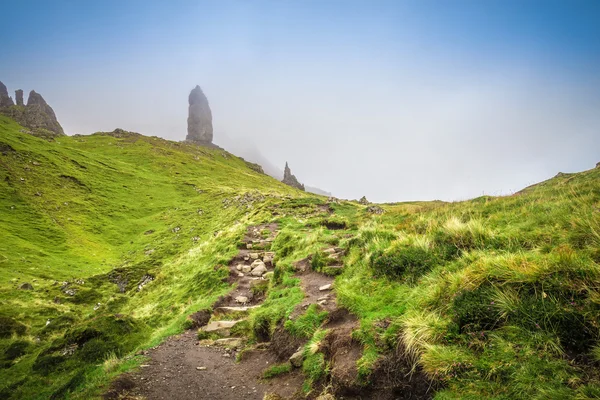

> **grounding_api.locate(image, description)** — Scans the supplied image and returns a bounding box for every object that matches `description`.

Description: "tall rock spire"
[282,162,305,191]
[186,85,213,144]
[15,89,24,106]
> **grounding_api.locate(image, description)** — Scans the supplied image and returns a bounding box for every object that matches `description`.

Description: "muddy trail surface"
[105,225,418,400]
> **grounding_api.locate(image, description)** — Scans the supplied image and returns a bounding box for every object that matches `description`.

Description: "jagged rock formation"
[186,85,213,144]
[15,89,23,106]
[282,162,305,191]
[358,196,370,205]
[0,81,14,107]
[0,81,64,137]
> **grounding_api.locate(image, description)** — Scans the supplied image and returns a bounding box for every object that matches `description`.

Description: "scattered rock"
[289,349,304,368]
[214,338,244,348]
[186,85,213,144]
[137,274,154,291]
[263,252,275,263]
[358,196,370,205]
[214,305,260,313]
[250,253,260,260]
[246,243,253,249]
[236,264,243,271]
[317,296,329,301]
[241,265,252,273]
[251,265,267,277]
[18,282,33,290]
[235,295,249,304]
[319,284,332,291]
[250,260,267,276]
[327,196,340,204]
[366,205,385,214]
[263,271,274,280]
[196,366,207,371]
[281,162,305,191]
[201,319,244,333]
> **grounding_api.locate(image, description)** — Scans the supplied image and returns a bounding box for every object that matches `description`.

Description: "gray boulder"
[289,349,304,368]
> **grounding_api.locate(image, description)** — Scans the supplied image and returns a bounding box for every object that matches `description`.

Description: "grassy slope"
[0,115,304,398]
[332,168,600,398]
[1,113,599,399]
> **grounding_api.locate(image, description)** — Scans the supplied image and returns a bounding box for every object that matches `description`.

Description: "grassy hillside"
[0,116,304,398]
[1,113,599,399]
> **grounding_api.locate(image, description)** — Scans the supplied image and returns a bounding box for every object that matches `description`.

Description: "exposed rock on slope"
[0,81,14,107]
[282,162,305,191]
[186,85,213,144]
[0,80,64,137]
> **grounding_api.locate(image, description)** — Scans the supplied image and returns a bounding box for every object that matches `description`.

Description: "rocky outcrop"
[0,81,64,137]
[282,162,305,191]
[186,85,213,144]
[15,89,23,106]
[22,90,64,135]
[0,81,14,107]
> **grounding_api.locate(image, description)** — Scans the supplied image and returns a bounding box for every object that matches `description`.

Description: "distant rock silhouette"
[15,89,23,106]
[186,85,213,144]
[0,81,14,107]
[0,80,64,137]
[282,162,305,191]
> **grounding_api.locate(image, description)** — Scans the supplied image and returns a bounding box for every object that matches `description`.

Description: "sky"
[1,0,599,202]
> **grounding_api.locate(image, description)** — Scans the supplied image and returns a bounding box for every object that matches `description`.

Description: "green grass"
[262,362,292,379]
[2,113,600,399]
[0,116,304,399]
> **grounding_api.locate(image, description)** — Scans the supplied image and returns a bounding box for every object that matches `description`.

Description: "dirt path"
[121,330,302,400]
[106,224,307,400]
[106,227,368,400]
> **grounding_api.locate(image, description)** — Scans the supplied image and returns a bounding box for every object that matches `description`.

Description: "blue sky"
[1,1,599,201]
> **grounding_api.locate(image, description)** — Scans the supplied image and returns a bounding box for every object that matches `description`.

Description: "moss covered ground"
[1,114,599,399]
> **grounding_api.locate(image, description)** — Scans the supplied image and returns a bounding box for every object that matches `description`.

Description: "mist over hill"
[216,132,332,197]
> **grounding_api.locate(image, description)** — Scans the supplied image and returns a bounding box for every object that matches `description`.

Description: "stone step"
[214,305,261,314]
[201,319,245,333]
